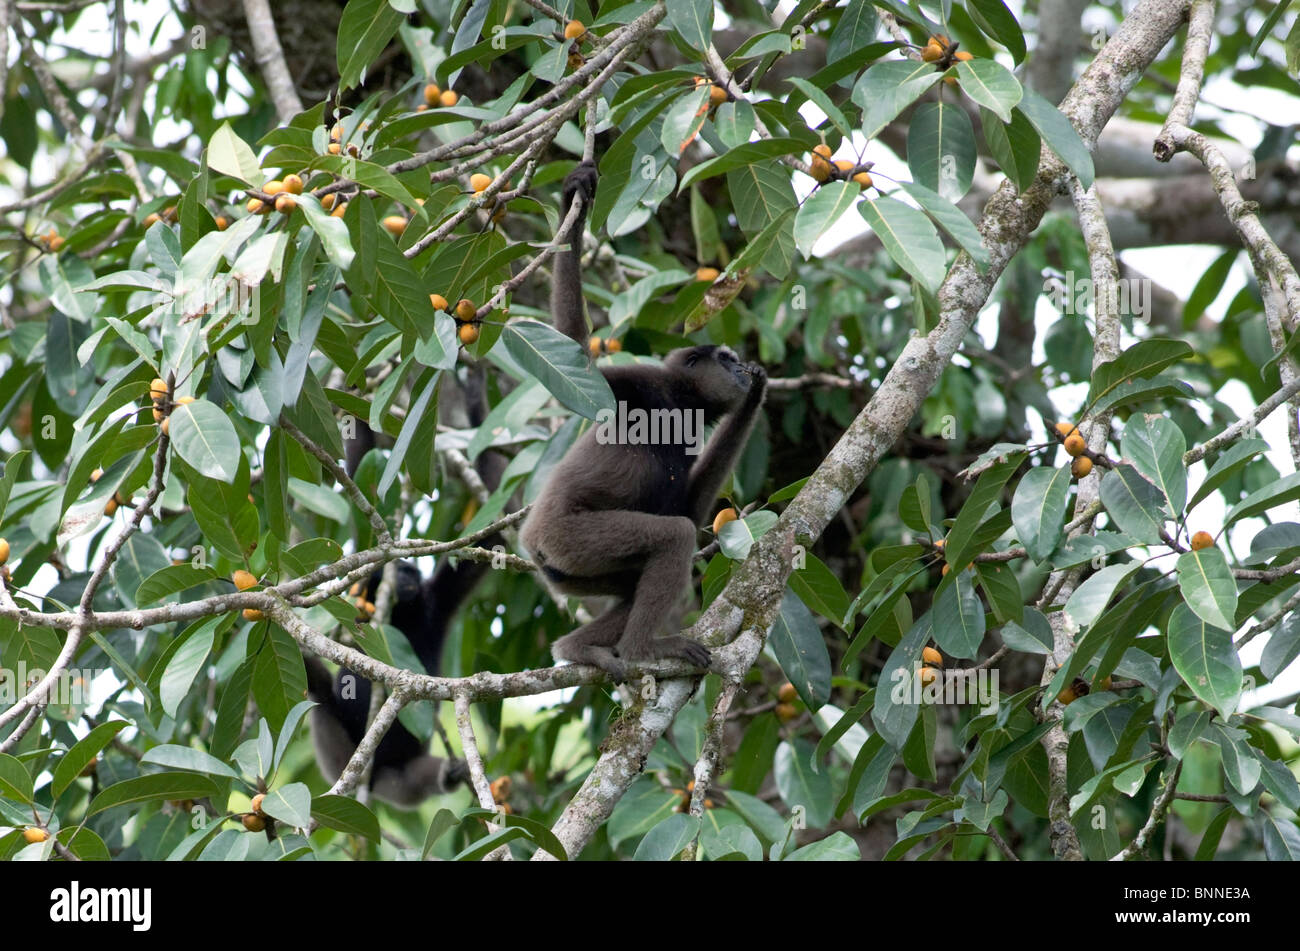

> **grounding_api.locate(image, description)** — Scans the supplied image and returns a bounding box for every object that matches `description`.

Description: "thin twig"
[279,415,391,542]
[1152,0,1216,160]
[326,688,406,799]
[1111,760,1183,860]
[455,693,513,861]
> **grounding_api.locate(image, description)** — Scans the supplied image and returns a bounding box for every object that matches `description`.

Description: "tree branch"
[240,0,304,122]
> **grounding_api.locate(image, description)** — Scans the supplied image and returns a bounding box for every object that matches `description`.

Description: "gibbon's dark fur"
[304,395,506,807]
[520,161,767,680]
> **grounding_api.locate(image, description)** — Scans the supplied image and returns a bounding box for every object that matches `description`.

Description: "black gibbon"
[305,562,468,806]
[305,391,507,807]
[520,161,767,680]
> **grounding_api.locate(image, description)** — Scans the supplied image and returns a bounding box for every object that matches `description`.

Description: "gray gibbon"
[303,385,507,807]
[521,160,767,680]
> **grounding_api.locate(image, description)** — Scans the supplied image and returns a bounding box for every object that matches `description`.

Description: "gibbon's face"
[367,561,424,604]
[665,344,756,409]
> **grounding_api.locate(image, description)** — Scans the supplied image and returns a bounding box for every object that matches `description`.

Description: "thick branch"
[240,0,304,122]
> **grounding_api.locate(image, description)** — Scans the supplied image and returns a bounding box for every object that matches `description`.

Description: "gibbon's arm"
[686,366,767,526]
[551,160,598,345]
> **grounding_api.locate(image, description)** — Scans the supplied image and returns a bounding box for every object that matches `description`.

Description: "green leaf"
[1250,0,1295,56]
[463,807,569,860]
[501,319,616,420]
[905,103,976,202]
[783,830,861,860]
[420,808,458,858]
[980,106,1040,193]
[1010,465,1072,563]
[787,553,851,629]
[726,788,787,843]
[952,57,1022,123]
[852,60,944,140]
[857,193,947,293]
[311,794,381,841]
[607,779,681,849]
[665,0,712,49]
[871,615,931,749]
[774,738,833,828]
[1261,612,1300,682]
[52,721,129,799]
[1183,250,1237,326]
[1261,814,1300,860]
[660,87,710,156]
[378,369,439,498]
[370,231,448,354]
[794,181,859,258]
[1016,88,1094,188]
[1049,531,1140,568]
[0,753,34,804]
[947,451,1026,566]
[785,78,852,138]
[140,744,240,779]
[1166,603,1241,720]
[0,450,31,525]
[1225,471,1300,526]
[262,783,313,828]
[1087,375,1193,418]
[1122,415,1188,516]
[168,399,242,484]
[1193,808,1234,860]
[160,621,217,718]
[1175,548,1239,632]
[1063,562,1142,629]
[813,693,875,766]
[607,269,693,326]
[1001,607,1054,654]
[712,100,756,148]
[208,122,262,185]
[976,560,1023,624]
[252,624,307,734]
[701,822,763,861]
[1188,438,1267,512]
[453,826,530,861]
[968,0,1027,63]
[298,196,356,271]
[88,773,222,816]
[1253,747,1300,811]
[769,590,832,709]
[827,0,879,67]
[932,569,986,658]
[318,156,419,208]
[633,812,700,860]
[1099,464,1169,544]
[679,138,804,191]
[337,0,405,90]
[136,564,219,606]
[715,510,778,560]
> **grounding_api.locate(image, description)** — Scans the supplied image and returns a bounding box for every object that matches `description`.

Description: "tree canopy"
[0,0,1298,864]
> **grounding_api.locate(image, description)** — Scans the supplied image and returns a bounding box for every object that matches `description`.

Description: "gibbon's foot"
[563,160,598,207]
[618,635,712,670]
[444,759,471,788]
[552,635,627,680]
